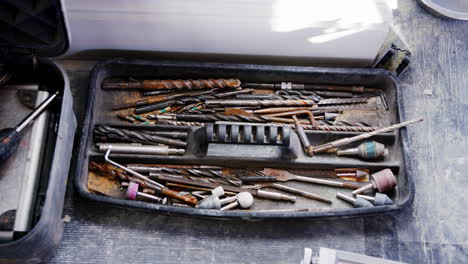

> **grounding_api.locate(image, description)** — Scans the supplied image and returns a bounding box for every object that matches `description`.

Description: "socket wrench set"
[75,60,418,219]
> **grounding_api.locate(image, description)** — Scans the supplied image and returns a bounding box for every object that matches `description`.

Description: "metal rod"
[16,91,58,132]
[94,126,187,147]
[312,118,423,153]
[97,144,185,155]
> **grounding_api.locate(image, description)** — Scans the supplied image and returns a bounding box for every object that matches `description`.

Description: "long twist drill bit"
[94,125,187,148]
[103,78,241,90]
[149,113,301,124]
[205,98,366,107]
[243,82,377,93]
[135,89,254,114]
[312,118,423,153]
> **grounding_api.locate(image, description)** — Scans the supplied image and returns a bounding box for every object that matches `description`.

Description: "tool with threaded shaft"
[102,78,241,90]
[336,141,388,160]
[94,125,187,148]
[312,118,423,154]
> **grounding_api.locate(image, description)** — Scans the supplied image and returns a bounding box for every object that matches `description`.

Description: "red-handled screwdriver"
[0,91,58,164]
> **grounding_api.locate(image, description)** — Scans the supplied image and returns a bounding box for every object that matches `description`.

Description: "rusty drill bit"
[102,78,241,90]
[113,89,216,110]
[94,125,187,148]
[134,89,254,114]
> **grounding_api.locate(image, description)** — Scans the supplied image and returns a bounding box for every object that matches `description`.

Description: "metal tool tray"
[75,59,414,219]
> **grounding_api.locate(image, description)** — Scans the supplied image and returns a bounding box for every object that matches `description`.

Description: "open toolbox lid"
[0,0,69,59]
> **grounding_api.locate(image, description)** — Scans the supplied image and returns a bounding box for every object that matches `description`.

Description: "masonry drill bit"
[94,125,187,148]
[243,82,377,93]
[113,89,215,110]
[312,118,423,153]
[103,78,241,90]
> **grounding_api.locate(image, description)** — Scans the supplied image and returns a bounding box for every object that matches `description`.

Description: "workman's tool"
[97,143,185,156]
[243,82,377,93]
[312,118,423,154]
[352,169,397,195]
[134,89,254,114]
[205,98,366,107]
[103,78,241,90]
[220,192,254,210]
[356,193,393,206]
[94,125,187,147]
[292,115,314,156]
[241,168,361,189]
[102,149,198,205]
[112,89,215,110]
[125,182,167,204]
[0,92,58,164]
[336,141,388,160]
[336,193,374,208]
[149,172,296,202]
[259,183,332,204]
[336,170,368,180]
[195,186,225,209]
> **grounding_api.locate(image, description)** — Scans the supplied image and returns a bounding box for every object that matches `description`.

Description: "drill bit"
[243,82,377,93]
[312,118,423,153]
[94,125,187,148]
[155,120,205,126]
[135,89,254,114]
[205,98,366,107]
[149,113,307,124]
[235,93,321,102]
[103,78,241,90]
[113,89,215,110]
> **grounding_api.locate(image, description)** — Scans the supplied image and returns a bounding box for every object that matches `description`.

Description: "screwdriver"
[0,91,58,164]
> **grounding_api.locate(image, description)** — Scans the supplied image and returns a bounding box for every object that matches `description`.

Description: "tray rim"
[74,58,414,220]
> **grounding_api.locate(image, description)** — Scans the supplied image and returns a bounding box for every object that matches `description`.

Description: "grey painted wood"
[47,1,468,263]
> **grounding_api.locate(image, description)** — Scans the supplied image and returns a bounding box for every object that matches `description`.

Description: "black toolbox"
[75,59,414,219]
[0,0,76,262]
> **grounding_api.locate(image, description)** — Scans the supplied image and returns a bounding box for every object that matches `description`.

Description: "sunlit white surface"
[63,0,394,64]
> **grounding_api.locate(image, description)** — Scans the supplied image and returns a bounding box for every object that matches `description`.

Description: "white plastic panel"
[63,0,395,64]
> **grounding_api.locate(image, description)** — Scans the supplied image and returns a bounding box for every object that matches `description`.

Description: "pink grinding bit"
[126,182,139,200]
[352,168,397,195]
[372,169,397,193]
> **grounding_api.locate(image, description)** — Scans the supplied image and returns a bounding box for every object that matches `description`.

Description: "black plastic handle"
[0,128,21,164]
